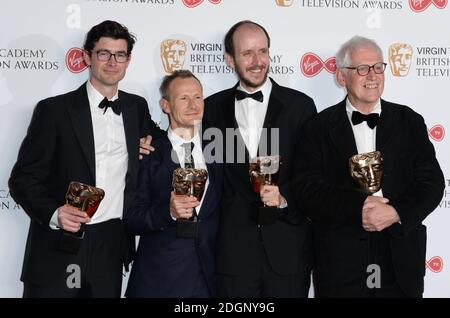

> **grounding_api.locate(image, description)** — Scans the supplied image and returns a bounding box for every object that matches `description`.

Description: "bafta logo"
[172,168,208,238]
[65,181,105,218]
[389,43,413,77]
[349,151,383,194]
[276,0,294,6]
[160,39,187,73]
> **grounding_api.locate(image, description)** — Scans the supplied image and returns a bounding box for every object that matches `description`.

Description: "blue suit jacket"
[124,131,222,298]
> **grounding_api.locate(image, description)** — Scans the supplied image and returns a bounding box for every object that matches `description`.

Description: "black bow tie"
[235,90,264,103]
[98,97,122,115]
[351,111,379,129]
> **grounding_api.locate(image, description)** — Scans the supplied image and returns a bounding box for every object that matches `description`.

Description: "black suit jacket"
[204,78,317,276]
[9,83,163,285]
[293,98,444,297]
[124,126,223,297]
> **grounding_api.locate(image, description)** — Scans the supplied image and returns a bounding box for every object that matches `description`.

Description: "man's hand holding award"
[249,155,282,225]
[172,168,208,238]
[58,182,104,254]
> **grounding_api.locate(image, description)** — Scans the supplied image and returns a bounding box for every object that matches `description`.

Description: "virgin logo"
[300,53,336,77]
[66,47,87,73]
[426,256,443,273]
[428,124,445,142]
[409,0,447,12]
[181,0,221,8]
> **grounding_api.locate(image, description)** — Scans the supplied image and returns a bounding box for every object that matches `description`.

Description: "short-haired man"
[9,20,164,297]
[204,20,317,297]
[125,70,222,297]
[293,35,444,297]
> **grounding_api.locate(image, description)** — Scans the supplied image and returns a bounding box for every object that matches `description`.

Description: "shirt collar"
[86,80,119,113]
[168,125,202,150]
[345,98,381,116]
[237,78,272,102]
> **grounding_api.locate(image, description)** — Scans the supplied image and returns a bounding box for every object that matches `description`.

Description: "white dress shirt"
[168,127,209,215]
[234,79,287,208]
[346,99,383,197]
[234,79,272,160]
[50,80,128,228]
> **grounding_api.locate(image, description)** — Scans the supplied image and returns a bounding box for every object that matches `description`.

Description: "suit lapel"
[161,135,180,173]
[329,99,358,160]
[223,85,238,130]
[120,91,139,179]
[259,79,284,156]
[198,124,219,218]
[224,83,250,162]
[262,79,284,129]
[68,84,96,181]
[376,99,396,152]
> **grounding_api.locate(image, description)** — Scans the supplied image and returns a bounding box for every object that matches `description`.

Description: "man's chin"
[242,77,267,89]
[184,120,202,128]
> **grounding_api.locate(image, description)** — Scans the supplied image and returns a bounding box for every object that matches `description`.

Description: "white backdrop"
[0,0,448,297]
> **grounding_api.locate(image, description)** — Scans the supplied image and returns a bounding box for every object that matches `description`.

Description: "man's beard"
[235,64,269,90]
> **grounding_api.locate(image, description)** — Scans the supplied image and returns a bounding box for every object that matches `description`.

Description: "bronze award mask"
[60,181,105,254]
[172,168,208,238]
[249,155,281,224]
[349,151,383,194]
[65,181,105,218]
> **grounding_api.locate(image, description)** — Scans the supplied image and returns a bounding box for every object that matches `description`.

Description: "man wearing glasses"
[292,36,444,297]
[9,20,163,297]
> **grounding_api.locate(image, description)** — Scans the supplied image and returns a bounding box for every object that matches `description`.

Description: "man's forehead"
[94,37,127,49]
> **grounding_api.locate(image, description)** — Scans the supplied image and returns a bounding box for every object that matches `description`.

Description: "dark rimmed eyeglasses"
[92,49,129,63]
[343,62,387,76]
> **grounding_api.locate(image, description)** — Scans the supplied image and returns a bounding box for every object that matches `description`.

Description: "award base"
[253,205,278,225]
[176,219,197,238]
[58,230,85,254]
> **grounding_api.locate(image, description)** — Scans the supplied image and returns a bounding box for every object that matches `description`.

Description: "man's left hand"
[362,196,400,232]
[260,185,286,208]
[139,135,155,160]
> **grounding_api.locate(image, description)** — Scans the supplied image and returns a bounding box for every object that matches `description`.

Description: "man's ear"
[83,50,92,67]
[336,68,346,87]
[225,53,235,69]
[160,98,170,114]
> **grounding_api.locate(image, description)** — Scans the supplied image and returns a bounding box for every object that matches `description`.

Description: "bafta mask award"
[172,168,208,238]
[65,181,105,218]
[349,151,383,194]
[59,182,105,254]
[249,155,281,224]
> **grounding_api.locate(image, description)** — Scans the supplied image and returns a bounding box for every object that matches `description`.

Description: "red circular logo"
[428,124,445,142]
[65,47,88,73]
[426,256,444,273]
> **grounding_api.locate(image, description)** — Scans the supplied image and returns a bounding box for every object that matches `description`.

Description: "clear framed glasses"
[93,49,129,63]
[344,62,387,76]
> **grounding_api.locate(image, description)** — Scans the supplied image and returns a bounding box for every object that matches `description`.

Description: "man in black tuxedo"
[203,20,316,297]
[293,36,444,297]
[8,20,163,297]
[125,70,222,298]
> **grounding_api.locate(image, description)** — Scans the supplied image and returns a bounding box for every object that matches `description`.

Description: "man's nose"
[187,98,197,109]
[366,67,378,79]
[107,55,117,65]
[251,53,262,65]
